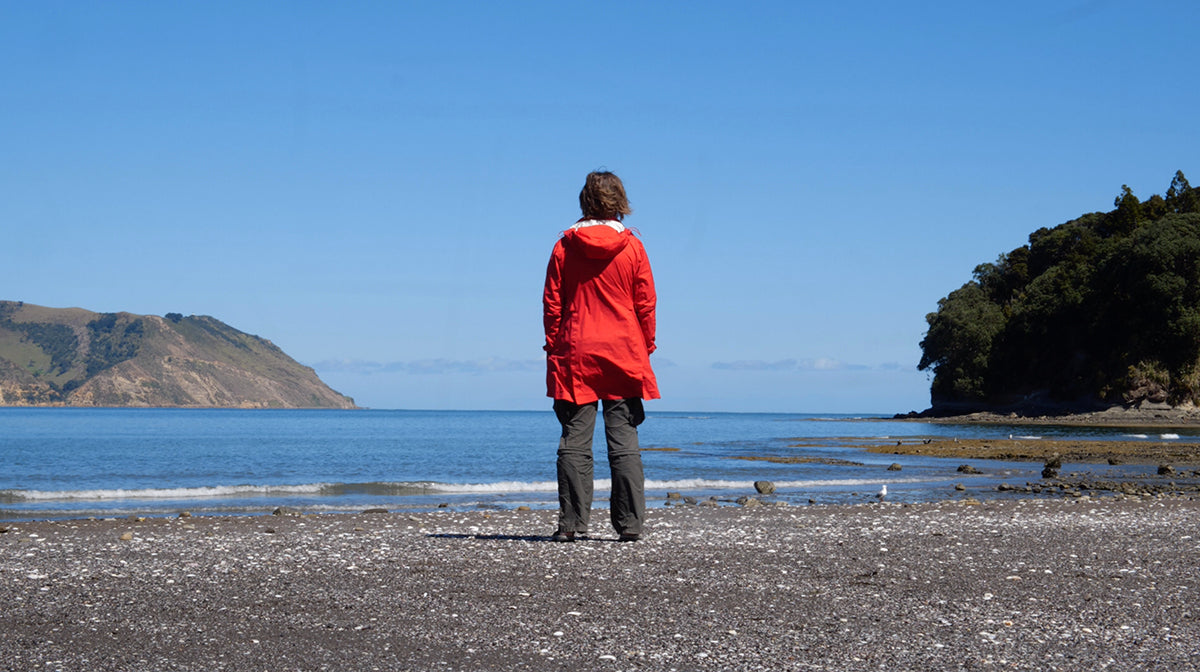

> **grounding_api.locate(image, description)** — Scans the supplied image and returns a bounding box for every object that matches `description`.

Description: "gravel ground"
[3,498,1199,671]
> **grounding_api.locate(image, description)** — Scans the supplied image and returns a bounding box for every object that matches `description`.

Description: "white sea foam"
[1125,434,1150,439]
[420,480,559,494]
[651,477,935,490]
[2,476,941,503]
[5,483,331,502]
[420,479,763,494]
[1161,433,1181,440]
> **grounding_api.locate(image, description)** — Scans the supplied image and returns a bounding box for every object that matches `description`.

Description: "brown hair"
[579,171,632,221]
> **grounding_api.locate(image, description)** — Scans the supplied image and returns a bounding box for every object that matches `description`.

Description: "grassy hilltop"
[0,301,356,408]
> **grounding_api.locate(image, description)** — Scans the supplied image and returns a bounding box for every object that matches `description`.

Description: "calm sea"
[0,408,1191,521]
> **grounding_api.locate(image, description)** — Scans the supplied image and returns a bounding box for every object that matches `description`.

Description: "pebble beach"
[3,498,1199,671]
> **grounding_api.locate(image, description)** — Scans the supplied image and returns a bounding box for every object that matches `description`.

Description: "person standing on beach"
[543,171,660,542]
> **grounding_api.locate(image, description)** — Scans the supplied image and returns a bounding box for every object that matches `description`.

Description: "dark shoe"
[618,533,640,542]
[551,530,575,543]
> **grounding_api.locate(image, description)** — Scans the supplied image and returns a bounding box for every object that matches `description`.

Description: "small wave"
[411,480,559,494]
[1,474,950,505]
[1161,433,1181,440]
[647,476,938,490]
[1125,434,1150,439]
[0,480,576,503]
[2,483,332,503]
[773,476,938,488]
[646,478,754,490]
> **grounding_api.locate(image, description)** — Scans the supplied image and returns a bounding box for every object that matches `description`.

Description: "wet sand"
[4,500,1199,671]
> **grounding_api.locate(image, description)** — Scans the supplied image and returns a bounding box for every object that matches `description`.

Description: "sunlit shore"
[4,499,1200,670]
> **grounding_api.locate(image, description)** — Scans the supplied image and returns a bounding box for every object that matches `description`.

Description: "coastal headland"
[3,500,1197,670]
[0,301,356,408]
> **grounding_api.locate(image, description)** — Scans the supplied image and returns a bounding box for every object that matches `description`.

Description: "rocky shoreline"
[4,501,1199,671]
[896,402,1200,427]
[866,436,1200,501]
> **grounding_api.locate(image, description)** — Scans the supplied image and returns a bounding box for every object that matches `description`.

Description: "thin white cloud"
[710,357,881,372]
[711,359,798,371]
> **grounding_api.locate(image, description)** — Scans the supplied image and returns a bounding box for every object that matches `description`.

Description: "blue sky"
[3,1,1197,413]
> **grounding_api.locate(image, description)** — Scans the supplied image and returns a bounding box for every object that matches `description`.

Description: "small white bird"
[876,485,887,502]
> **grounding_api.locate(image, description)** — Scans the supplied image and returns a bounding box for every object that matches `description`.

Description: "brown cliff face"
[0,301,356,409]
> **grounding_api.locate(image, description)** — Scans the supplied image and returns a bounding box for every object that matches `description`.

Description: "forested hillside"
[919,171,1200,411]
[0,302,357,408]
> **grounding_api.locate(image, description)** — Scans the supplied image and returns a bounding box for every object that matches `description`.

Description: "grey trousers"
[554,398,646,535]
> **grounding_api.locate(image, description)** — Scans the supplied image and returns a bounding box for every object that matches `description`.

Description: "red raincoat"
[543,222,660,404]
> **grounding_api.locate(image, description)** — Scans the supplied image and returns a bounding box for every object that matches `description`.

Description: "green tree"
[1167,170,1198,214]
[1122,215,1200,370]
[974,248,1029,306]
[995,260,1095,396]
[85,315,145,377]
[1109,184,1142,235]
[918,282,1005,401]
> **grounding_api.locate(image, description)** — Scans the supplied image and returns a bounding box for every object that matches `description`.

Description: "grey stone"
[754,480,776,494]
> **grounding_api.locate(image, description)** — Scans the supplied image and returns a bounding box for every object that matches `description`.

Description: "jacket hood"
[563,224,631,260]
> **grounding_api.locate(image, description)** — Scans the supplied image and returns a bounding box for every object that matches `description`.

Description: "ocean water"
[1,408,1195,521]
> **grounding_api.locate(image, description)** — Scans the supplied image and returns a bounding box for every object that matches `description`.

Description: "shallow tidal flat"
[867,437,1200,499]
[4,500,1199,671]
[866,437,1200,465]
